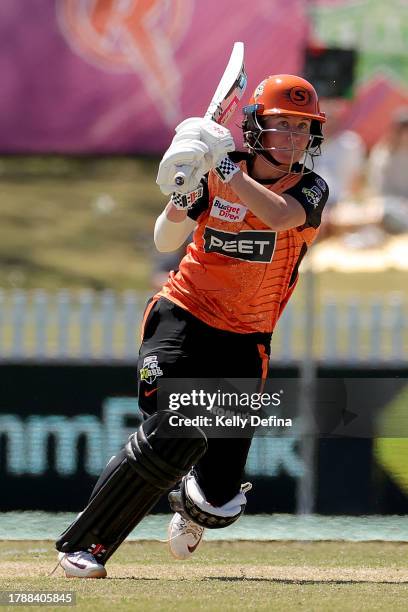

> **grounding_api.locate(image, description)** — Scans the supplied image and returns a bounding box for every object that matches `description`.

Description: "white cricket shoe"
[58,551,107,579]
[168,513,204,560]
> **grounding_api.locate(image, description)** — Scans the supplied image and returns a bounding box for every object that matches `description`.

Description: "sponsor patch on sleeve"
[301,185,323,208]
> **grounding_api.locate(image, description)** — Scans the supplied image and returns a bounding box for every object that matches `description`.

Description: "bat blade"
[205,41,247,126]
[174,42,247,187]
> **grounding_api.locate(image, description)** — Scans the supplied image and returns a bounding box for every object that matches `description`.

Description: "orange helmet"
[242,74,325,174]
[248,74,326,123]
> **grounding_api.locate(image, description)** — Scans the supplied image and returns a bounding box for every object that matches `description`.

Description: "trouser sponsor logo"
[203,227,276,262]
[140,355,163,384]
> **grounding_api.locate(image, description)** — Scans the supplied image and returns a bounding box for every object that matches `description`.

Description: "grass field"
[1,541,408,611]
[0,157,160,291]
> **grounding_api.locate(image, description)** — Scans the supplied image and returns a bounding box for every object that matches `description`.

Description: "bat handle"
[174,165,194,188]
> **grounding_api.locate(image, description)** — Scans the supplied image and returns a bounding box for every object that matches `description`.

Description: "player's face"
[261,115,312,165]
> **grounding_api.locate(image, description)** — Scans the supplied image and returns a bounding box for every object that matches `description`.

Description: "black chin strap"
[247,153,302,184]
[259,150,285,168]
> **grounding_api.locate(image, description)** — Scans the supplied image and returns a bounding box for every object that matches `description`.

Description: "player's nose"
[289,129,303,143]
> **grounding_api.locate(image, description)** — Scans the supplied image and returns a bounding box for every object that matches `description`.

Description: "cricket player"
[55,75,328,578]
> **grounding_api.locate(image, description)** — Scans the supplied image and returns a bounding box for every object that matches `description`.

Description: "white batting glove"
[156,138,212,195]
[202,119,235,165]
[174,117,235,166]
[173,117,203,142]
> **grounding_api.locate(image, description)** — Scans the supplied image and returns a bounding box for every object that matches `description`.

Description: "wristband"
[214,156,241,183]
[171,185,203,210]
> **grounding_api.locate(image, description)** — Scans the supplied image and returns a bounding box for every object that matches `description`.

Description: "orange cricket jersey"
[157,155,329,334]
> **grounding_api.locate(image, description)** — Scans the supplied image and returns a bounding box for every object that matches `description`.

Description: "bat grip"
[174,165,194,188]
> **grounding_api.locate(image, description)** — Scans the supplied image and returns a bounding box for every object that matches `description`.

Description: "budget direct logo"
[56,0,194,125]
[210,197,247,222]
[203,227,276,263]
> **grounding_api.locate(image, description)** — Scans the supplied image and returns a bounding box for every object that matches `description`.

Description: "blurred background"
[1,0,408,538]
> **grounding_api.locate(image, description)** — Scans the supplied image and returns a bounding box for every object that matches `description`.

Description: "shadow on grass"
[205,577,408,585]
[107,577,408,585]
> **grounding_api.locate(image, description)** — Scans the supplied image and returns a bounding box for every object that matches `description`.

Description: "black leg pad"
[55,410,207,564]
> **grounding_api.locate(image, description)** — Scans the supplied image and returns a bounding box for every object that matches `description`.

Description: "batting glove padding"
[214,156,241,183]
[174,117,235,167]
[156,138,212,195]
[173,117,203,142]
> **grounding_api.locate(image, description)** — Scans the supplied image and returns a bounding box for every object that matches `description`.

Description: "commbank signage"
[0,364,301,512]
[1,364,405,513]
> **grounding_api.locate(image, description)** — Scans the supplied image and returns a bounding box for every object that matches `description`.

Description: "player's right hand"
[174,117,235,167]
[156,138,211,196]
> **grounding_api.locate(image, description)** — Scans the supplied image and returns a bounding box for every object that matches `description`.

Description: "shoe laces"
[49,553,66,577]
[178,516,203,538]
[49,550,97,576]
[164,514,203,545]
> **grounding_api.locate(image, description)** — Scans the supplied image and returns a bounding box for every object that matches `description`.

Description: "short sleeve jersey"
[157,152,329,334]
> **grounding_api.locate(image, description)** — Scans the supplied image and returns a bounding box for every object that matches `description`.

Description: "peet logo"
[203,227,276,262]
[210,197,247,222]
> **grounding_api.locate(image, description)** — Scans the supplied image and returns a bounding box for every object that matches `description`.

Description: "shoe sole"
[60,562,107,579]
[64,569,107,579]
[57,552,107,578]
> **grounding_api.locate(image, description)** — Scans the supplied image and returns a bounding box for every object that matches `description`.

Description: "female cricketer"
[55,74,329,578]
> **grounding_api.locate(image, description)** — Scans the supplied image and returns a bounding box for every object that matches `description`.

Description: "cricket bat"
[174,41,247,187]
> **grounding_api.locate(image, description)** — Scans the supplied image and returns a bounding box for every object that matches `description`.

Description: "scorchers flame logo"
[56,0,194,125]
[285,87,311,107]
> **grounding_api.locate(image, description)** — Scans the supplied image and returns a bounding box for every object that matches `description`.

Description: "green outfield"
[1,541,407,611]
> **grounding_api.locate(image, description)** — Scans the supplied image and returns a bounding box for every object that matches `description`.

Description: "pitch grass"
[0,541,408,611]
